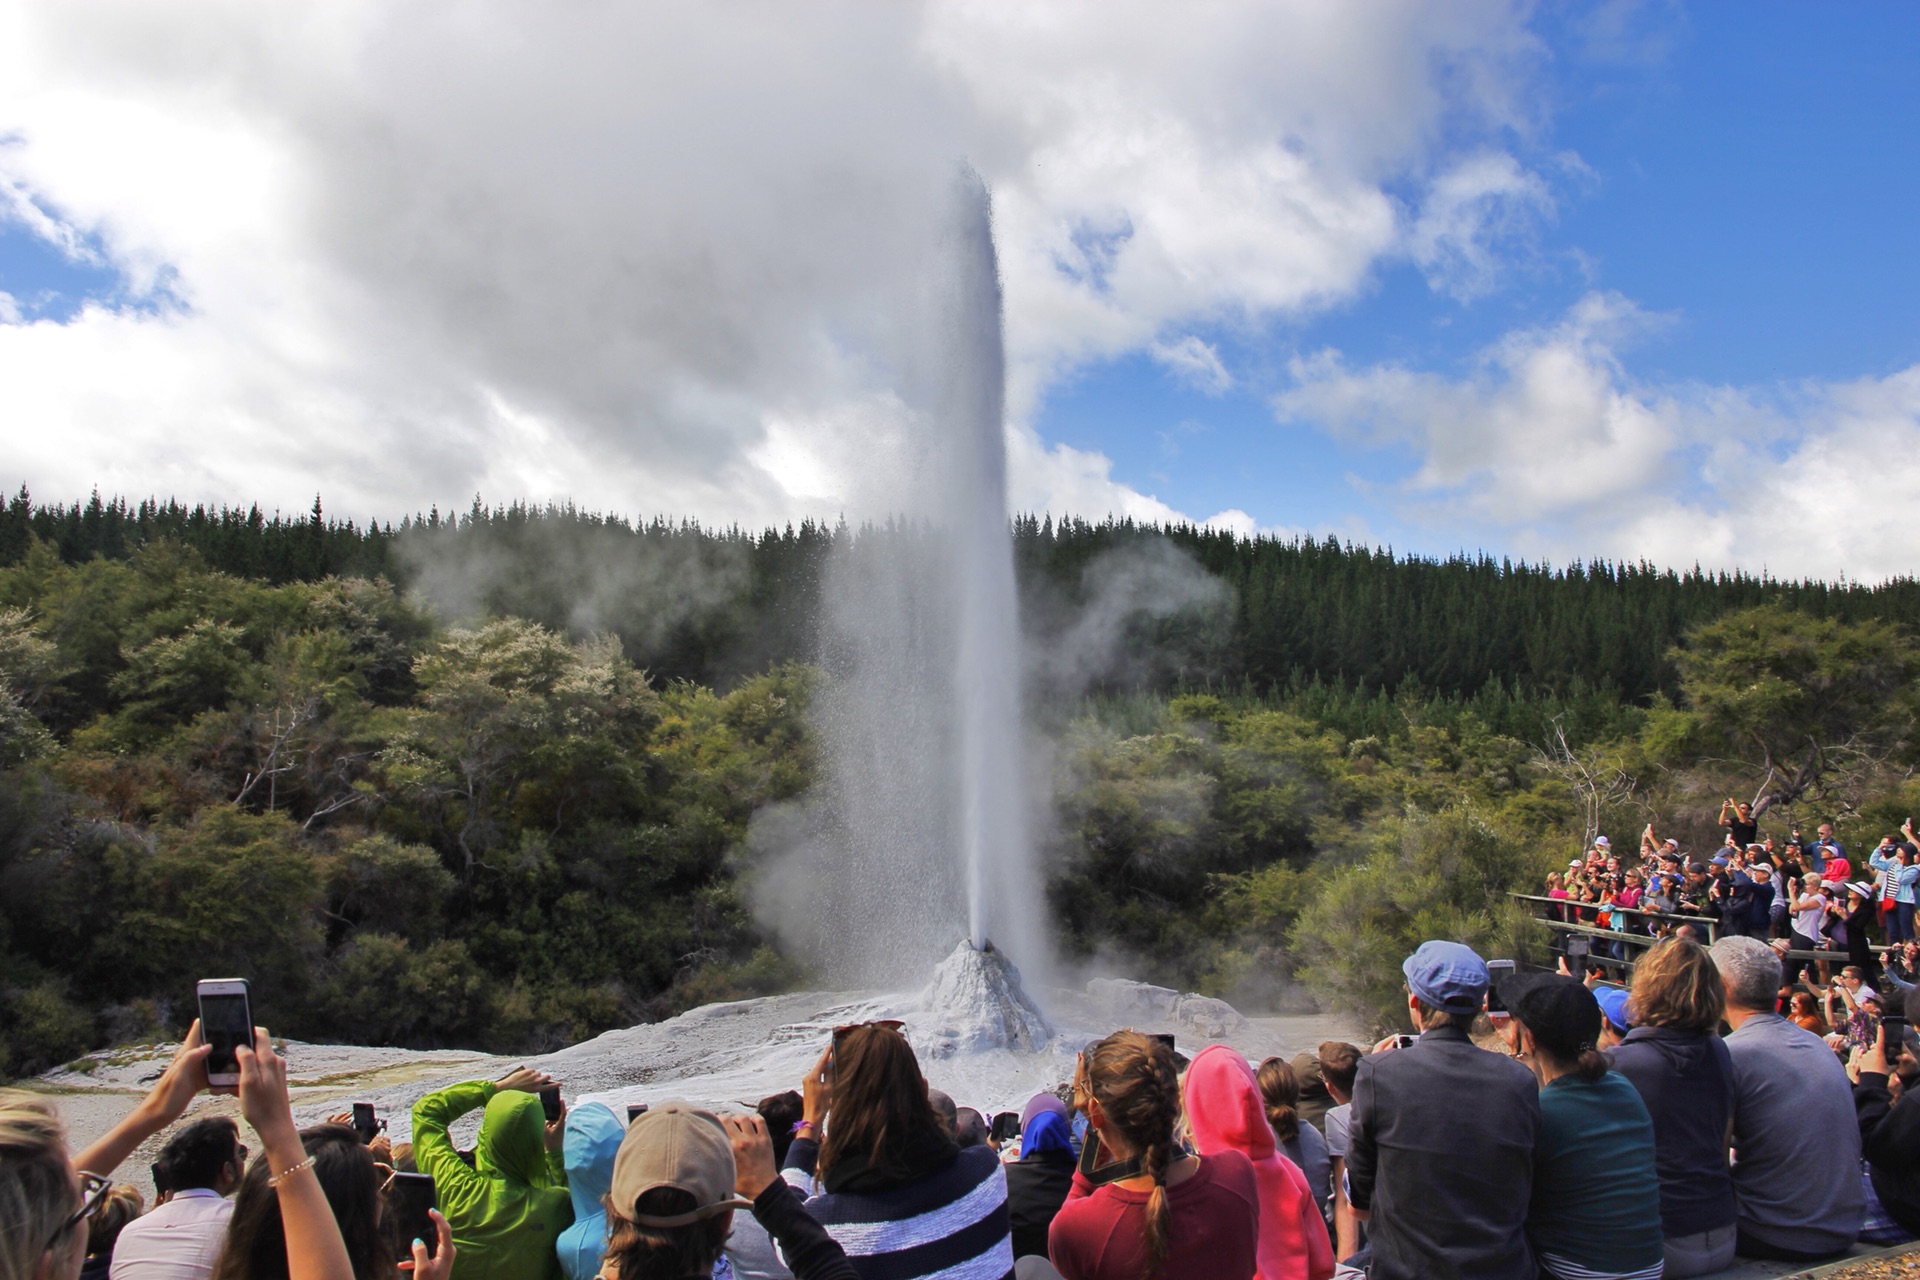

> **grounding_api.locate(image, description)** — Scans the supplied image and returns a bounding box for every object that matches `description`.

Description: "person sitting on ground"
[780,1025,1012,1279]
[410,1068,572,1280]
[1346,942,1539,1280]
[726,1094,803,1280]
[1605,937,1736,1277]
[212,1122,447,1280]
[110,1115,246,1280]
[1709,935,1863,1263]
[1184,1046,1333,1280]
[1254,1058,1330,1236]
[1049,1030,1258,1280]
[1006,1095,1076,1261]
[2,1021,405,1280]
[80,1185,143,1280]
[1499,973,1664,1280]
[554,1102,623,1280]
[602,1103,858,1280]
[1853,988,1920,1240]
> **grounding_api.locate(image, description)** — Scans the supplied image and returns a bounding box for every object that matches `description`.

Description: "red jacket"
[1184,1045,1336,1280]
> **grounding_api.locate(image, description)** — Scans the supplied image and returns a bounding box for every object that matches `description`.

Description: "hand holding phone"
[351,1103,384,1145]
[1485,960,1516,1015]
[388,1172,439,1262]
[196,979,253,1091]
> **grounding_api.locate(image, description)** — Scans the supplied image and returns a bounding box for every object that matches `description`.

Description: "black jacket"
[1004,1150,1075,1259]
[1606,1026,1735,1237]
[1347,1023,1540,1280]
[1855,1073,1920,1238]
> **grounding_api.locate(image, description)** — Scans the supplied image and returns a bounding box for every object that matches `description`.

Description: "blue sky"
[1036,2,1920,559]
[1,1,1916,578]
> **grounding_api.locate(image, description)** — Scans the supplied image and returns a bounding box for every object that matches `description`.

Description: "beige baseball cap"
[611,1101,756,1227]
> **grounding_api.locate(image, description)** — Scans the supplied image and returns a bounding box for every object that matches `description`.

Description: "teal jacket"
[556,1103,624,1280]
[412,1081,573,1280]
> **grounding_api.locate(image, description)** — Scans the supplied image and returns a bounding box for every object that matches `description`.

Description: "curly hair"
[1631,936,1725,1032]
[1085,1030,1183,1279]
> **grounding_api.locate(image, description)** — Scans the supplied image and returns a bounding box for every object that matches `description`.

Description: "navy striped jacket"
[780,1137,1014,1280]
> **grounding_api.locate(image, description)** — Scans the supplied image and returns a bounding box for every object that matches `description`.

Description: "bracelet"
[267,1156,316,1188]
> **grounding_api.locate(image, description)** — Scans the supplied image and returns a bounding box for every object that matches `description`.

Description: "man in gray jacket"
[1347,940,1540,1280]
[1711,936,1863,1262]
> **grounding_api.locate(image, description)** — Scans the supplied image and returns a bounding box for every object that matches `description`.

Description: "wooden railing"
[1507,892,1887,974]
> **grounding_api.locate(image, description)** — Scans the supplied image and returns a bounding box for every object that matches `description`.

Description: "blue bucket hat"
[1402,940,1489,1015]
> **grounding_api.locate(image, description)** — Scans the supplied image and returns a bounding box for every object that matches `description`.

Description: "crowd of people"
[6,926,1920,1280]
[1544,809,1920,984]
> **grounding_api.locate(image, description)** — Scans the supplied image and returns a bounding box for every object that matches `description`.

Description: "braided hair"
[1085,1031,1184,1279]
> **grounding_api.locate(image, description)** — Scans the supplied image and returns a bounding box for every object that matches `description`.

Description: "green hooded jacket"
[411,1080,573,1280]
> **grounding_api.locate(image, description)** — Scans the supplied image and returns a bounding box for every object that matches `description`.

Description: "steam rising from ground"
[747,176,1043,988]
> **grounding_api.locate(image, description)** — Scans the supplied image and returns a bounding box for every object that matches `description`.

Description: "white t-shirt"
[109,1188,233,1280]
[1792,891,1828,941]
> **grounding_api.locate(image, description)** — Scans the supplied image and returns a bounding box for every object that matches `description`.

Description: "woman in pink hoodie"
[1183,1045,1335,1280]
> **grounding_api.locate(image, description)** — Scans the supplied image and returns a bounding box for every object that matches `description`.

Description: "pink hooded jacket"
[1184,1045,1335,1280]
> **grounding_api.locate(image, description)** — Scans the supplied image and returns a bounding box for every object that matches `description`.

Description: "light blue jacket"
[555,1103,624,1280]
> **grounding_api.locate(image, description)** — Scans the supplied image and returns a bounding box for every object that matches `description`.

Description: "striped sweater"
[781,1137,1015,1280]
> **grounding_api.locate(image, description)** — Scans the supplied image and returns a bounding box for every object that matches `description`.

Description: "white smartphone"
[196,978,253,1089]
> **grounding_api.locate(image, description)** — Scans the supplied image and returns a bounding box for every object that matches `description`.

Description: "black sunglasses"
[44,1171,112,1254]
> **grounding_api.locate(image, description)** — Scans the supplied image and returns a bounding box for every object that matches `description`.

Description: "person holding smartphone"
[409,1068,572,1280]
[1852,991,1920,1239]
[0,1018,416,1280]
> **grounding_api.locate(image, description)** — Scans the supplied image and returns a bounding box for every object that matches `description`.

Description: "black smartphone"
[990,1111,1021,1144]
[196,978,253,1089]
[1883,1016,1910,1047]
[387,1171,437,1259]
[350,1103,382,1145]
[539,1086,562,1123]
[626,1104,649,1125]
[1485,959,1516,1013]
[1150,1033,1177,1054]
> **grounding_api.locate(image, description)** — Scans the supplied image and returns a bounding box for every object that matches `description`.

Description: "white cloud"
[1149,336,1232,395]
[1276,293,1920,580]
[0,0,1544,528]
[1407,149,1556,300]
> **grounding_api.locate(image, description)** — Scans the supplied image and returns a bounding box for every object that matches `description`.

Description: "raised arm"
[238,1028,355,1280]
[75,1021,211,1176]
[412,1070,550,1220]
[726,1115,859,1280]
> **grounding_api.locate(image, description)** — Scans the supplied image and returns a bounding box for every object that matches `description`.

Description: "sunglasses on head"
[832,1019,904,1045]
[44,1171,112,1254]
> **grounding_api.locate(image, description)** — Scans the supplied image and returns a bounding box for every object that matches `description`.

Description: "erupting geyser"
[750,169,1048,1005]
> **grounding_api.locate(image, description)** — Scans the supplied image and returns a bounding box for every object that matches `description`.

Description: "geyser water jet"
[749,170,1046,995]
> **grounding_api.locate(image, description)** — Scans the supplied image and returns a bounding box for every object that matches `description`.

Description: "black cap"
[1503,973,1603,1060]
[1688,862,1707,874]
